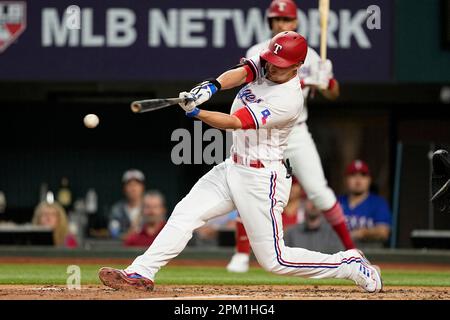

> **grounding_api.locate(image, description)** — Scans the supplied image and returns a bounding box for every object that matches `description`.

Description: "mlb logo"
[0,2,26,53]
[261,109,271,125]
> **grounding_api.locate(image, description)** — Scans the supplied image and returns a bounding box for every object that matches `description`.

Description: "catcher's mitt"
[431,149,450,214]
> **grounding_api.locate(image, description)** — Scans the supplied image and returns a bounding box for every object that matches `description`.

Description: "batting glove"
[301,59,334,90]
[178,92,200,117]
[179,79,221,117]
[316,59,334,90]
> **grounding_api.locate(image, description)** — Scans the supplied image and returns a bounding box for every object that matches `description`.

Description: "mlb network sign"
[0,0,393,82]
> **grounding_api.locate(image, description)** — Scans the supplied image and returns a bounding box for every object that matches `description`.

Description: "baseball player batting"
[98,31,382,294]
[227,0,356,273]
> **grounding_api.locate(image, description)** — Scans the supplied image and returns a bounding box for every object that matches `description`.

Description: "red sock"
[235,221,251,254]
[323,202,355,250]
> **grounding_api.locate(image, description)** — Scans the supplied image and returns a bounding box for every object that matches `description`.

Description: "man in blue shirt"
[338,160,391,247]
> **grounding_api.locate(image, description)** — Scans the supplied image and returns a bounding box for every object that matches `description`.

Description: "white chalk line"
[138,294,248,300]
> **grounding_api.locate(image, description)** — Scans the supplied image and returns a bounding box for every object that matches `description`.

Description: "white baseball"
[83,114,99,129]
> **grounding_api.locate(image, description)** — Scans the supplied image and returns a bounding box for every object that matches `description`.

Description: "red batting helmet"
[267,0,298,19]
[260,31,308,68]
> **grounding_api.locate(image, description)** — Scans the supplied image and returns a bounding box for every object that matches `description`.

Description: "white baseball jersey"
[230,55,303,164]
[246,41,322,123]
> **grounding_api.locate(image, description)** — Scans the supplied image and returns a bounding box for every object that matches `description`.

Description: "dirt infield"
[1,257,449,299]
[0,284,449,300]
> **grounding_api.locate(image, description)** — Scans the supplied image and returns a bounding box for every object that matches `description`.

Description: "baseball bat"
[319,0,329,61]
[130,97,189,113]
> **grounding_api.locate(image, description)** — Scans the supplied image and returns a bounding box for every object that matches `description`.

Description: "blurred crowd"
[0,159,392,253]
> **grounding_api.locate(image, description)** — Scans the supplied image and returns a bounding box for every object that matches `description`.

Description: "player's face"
[124,180,145,203]
[271,17,298,36]
[346,173,371,196]
[143,195,166,221]
[266,62,299,83]
[39,207,59,229]
[304,200,322,229]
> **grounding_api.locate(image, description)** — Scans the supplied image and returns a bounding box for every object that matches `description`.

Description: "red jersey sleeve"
[232,107,257,130]
[242,64,256,83]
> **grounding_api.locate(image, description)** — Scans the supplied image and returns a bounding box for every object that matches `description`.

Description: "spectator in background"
[32,201,78,248]
[338,160,391,248]
[124,191,167,247]
[109,169,145,238]
[284,199,344,253]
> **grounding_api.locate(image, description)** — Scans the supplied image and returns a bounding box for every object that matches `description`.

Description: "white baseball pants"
[126,159,359,281]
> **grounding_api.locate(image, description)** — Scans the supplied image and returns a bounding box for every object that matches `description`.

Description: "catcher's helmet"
[260,31,307,68]
[267,0,298,20]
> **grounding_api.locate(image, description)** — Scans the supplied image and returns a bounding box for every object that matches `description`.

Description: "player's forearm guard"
[203,78,222,93]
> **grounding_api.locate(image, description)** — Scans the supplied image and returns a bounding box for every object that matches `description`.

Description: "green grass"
[0,264,449,287]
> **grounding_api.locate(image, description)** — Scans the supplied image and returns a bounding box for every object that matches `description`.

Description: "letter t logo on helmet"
[273,43,283,54]
[268,0,298,20]
[278,2,287,11]
[260,31,308,68]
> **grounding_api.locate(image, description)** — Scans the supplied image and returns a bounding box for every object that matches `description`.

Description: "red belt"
[232,153,265,168]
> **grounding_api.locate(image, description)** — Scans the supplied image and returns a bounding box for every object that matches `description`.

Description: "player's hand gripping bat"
[130,97,193,113]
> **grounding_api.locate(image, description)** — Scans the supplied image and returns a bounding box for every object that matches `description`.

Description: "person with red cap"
[98,32,382,294]
[338,160,391,247]
[227,0,354,274]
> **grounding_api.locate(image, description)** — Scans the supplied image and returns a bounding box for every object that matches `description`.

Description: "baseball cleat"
[226,253,250,273]
[98,267,154,292]
[350,250,383,293]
